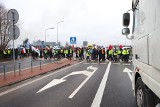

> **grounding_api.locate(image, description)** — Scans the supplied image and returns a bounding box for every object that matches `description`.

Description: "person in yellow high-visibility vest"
[79,48,82,60]
[122,48,127,62]
[69,48,73,59]
[8,49,11,59]
[126,49,130,62]
[86,49,90,61]
[3,49,7,59]
[108,49,113,61]
[66,49,69,58]
[113,49,118,62]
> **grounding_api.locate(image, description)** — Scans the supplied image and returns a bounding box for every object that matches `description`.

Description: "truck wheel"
[135,77,147,107]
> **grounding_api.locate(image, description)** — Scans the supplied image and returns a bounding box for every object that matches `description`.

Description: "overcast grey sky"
[1,0,132,47]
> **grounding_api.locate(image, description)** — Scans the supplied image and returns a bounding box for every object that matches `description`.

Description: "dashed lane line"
[112,63,120,65]
[122,63,131,66]
[83,63,107,65]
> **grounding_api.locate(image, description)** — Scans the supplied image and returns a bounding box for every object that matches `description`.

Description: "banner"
[31,46,40,56]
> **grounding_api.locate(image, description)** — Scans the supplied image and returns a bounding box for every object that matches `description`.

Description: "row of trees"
[0,4,11,49]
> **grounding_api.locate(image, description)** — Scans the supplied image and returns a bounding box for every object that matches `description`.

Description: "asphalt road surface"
[0,61,137,107]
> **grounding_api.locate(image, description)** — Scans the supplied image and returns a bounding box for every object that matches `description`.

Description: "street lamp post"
[45,27,54,43]
[57,21,63,45]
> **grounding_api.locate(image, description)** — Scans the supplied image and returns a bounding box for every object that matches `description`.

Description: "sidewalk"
[0,59,81,88]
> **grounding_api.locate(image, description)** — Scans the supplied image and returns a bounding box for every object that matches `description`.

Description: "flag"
[31,46,40,56]
[22,48,26,53]
[45,46,50,50]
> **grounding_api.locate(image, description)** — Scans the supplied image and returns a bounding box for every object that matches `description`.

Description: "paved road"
[0,61,137,107]
[0,57,59,74]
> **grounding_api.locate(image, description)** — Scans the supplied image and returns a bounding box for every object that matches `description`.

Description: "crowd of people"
[0,48,30,61]
[0,45,131,63]
[85,46,131,62]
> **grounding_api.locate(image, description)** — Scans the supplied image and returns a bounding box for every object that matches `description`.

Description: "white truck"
[122,0,160,107]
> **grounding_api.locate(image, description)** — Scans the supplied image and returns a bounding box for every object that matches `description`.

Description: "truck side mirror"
[122,28,130,35]
[123,13,130,27]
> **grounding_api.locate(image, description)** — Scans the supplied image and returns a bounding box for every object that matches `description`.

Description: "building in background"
[83,41,88,47]
[33,40,57,48]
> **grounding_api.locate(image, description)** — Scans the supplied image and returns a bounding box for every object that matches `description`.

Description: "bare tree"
[0,4,10,49]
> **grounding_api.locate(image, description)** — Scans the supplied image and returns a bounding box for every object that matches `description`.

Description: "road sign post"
[7,9,20,77]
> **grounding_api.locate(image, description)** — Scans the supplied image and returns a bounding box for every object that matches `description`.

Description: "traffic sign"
[7,9,19,24]
[70,37,76,44]
[8,25,20,40]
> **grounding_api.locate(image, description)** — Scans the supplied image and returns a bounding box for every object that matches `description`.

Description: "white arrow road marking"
[68,66,98,98]
[36,66,97,94]
[36,79,66,93]
[123,67,132,73]
[91,61,111,107]
[123,67,132,81]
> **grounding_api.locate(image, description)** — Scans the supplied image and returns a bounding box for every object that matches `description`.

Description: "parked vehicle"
[122,0,160,107]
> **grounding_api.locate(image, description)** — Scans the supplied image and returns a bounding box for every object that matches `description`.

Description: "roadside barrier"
[31,60,33,72]
[40,60,41,70]
[3,65,6,79]
[19,62,21,75]
[0,58,68,80]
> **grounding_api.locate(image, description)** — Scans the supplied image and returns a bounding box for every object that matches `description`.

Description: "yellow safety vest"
[109,50,113,55]
[3,50,7,54]
[66,50,68,54]
[70,49,72,54]
[114,51,118,56]
[122,50,127,55]
[118,50,121,54]
[8,50,11,54]
[126,50,129,55]
[86,51,90,56]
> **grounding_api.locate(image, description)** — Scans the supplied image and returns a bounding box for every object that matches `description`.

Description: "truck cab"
[122,0,160,107]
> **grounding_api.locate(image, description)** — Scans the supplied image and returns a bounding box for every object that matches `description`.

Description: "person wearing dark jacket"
[98,48,102,62]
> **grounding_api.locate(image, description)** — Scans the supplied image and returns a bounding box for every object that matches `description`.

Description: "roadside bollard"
[3,65,6,79]
[14,64,16,77]
[40,60,41,70]
[19,62,21,75]
[31,60,33,72]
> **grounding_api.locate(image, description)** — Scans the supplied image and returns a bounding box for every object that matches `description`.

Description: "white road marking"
[37,69,94,94]
[123,68,132,73]
[0,61,84,96]
[113,63,120,65]
[123,63,131,66]
[83,63,90,64]
[127,72,132,81]
[83,63,106,65]
[91,61,111,107]
[123,67,132,81]
[68,66,98,98]
[36,79,66,93]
